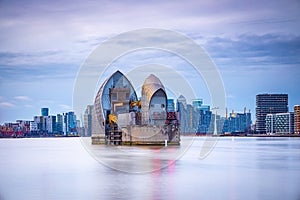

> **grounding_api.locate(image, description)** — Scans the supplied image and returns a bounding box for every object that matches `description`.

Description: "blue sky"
[0,0,300,124]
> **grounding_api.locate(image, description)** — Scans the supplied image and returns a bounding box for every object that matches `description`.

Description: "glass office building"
[256,94,288,133]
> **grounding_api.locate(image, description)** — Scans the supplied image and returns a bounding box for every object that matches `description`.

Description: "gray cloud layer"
[0,0,300,123]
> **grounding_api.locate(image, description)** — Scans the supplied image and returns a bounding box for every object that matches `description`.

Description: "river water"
[0,137,299,200]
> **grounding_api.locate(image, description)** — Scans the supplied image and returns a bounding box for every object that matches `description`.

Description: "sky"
[0,0,300,124]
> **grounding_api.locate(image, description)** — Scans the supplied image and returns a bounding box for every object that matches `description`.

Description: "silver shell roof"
[142,74,166,102]
[94,70,137,132]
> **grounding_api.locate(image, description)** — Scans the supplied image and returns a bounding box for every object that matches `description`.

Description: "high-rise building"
[33,116,45,132]
[177,97,188,133]
[294,105,300,134]
[199,105,210,112]
[217,117,226,134]
[192,99,203,110]
[56,114,63,134]
[41,108,49,116]
[177,95,199,134]
[256,94,288,133]
[30,121,38,133]
[266,112,294,134]
[63,112,77,135]
[223,110,252,133]
[177,97,213,134]
[198,109,212,134]
[84,105,93,137]
[167,99,175,112]
[177,95,187,109]
[45,115,56,133]
[187,104,193,132]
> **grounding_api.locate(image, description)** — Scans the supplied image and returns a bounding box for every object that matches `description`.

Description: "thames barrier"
[91,70,180,145]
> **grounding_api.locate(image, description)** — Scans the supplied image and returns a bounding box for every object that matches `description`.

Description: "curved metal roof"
[94,70,138,133]
[142,74,166,102]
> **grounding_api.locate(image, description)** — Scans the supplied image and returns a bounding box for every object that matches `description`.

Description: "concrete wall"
[122,124,180,145]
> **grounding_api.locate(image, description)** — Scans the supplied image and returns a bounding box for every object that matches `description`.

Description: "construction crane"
[211,107,219,135]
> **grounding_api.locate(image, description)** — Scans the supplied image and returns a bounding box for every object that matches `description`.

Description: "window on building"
[112,93,117,100]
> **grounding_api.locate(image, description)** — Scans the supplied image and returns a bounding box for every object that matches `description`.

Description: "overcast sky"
[0,0,300,123]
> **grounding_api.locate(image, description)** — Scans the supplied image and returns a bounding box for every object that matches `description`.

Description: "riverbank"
[180,133,300,137]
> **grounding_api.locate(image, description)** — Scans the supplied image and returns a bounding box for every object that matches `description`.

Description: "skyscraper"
[294,105,300,134]
[256,94,288,133]
[223,110,252,133]
[167,99,175,112]
[56,114,63,134]
[41,108,49,116]
[198,109,212,134]
[63,112,77,135]
[45,115,56,134]
[177,95,188,133]
[84,105,93,137]
[187,104,193,132]
[192,99,203,110]
[33,116,45,132]
[177,95,187,109]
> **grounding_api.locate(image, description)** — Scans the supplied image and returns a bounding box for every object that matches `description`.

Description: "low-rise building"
[266,112,294,134]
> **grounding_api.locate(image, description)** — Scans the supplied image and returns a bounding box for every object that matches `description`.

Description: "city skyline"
[1,92,299,138]
[0,91,297,125]
[1,0,300,123]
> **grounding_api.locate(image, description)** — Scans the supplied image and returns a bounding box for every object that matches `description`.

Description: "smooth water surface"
[0,137,299,200]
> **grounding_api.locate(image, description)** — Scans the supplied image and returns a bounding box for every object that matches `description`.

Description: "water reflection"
[254,138,300,171]
[0,137,300,200]
[80,137,191,173]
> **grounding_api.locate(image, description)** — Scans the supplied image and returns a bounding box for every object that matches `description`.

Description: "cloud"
[0,62,78,82]
[59,104,71,110]
[226,94,235,99]
[0,0,299,83]
[0,0,299,123]
[14,96,31,101]
[0,102,16,108]
[40,100,56,104]
[202,33,300,70]
[0,50,84,66]
[1,0,299,53]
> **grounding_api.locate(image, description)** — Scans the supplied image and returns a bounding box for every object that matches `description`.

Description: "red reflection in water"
[151,152,176,200]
